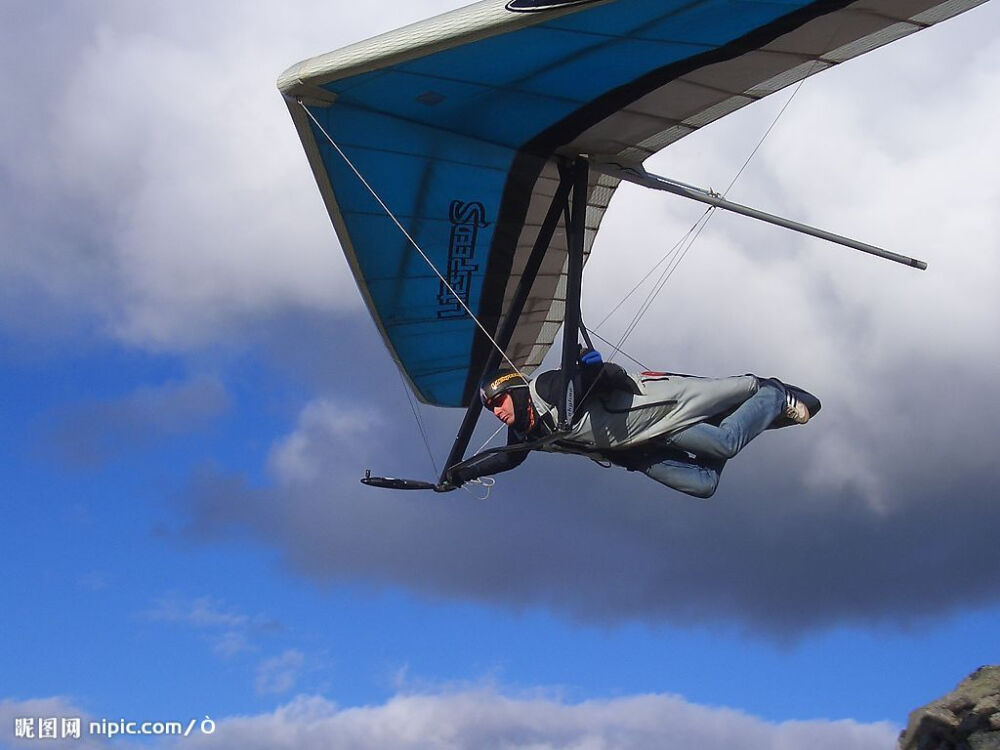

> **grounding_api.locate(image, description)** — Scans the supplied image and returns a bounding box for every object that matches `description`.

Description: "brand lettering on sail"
[438,200,488,319]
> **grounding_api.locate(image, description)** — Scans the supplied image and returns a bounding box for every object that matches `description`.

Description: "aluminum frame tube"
[438,167,576,483]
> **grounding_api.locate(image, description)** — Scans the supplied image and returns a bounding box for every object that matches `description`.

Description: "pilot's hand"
[579,348,603,366]
[435,468,463,492]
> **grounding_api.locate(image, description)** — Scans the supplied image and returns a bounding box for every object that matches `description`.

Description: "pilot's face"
[491,393,515,426]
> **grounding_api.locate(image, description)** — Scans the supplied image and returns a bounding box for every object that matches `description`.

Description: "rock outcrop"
[899,666,1000,750]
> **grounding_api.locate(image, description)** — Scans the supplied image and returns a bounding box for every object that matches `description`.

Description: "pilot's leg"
[664,380,784,460]
[640,454,726,499]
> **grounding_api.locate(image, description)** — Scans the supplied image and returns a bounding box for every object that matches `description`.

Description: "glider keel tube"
[594,162,927,271]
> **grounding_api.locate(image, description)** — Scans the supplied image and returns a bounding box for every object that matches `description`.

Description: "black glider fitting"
[361,469,437,491]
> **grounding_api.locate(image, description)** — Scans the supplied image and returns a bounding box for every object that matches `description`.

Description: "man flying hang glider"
[441,350,819,498]
[277,0,977,497]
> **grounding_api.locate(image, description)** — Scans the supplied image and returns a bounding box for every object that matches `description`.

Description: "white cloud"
[255,650,306,696]
[7,0,998,635]
[212,631,255,660]
[582,4,1000,511]
[111,688,897,750]
[5,0,992,358]
[267,399,379,484]
[0,0,459,349]
[2,0,996,360]
[0,697,104,749]
[143,595,281,659]
[144,595,251,629]
[0,689,903,749]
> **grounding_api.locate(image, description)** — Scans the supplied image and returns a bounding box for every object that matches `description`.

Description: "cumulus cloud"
[268,399,380,484]
[85,688,897,750]
[180,23,1000,632]
[182,402,1000,635]
[5,0,999,638]
[0,0,456,349]
[177,18,1000,631]
[0,688,899,749]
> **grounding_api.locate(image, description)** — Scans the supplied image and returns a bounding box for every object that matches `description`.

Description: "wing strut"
[558,157,589,429]
[437,159,582,484]
[593,160,927,271]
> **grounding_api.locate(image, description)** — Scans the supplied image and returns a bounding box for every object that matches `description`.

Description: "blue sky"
[2,1,999,748]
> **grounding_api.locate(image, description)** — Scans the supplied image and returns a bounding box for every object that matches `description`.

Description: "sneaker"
[783,390,811,424]
[763,379,820,430]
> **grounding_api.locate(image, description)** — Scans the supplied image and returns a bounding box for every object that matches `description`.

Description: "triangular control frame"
[366,153,928,490]
[438,156,592,485]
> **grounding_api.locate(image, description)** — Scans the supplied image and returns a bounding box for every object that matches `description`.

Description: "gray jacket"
[531,371,757,453]
[448,368,757,484]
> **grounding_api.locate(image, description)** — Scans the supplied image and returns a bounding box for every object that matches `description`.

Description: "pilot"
[442,350,816,498]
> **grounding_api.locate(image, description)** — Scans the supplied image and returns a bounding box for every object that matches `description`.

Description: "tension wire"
[596,51,828,357]
[396,366,439,477]
[298,101,527,382]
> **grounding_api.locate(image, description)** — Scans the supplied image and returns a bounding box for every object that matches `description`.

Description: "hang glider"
[278,0,986,488]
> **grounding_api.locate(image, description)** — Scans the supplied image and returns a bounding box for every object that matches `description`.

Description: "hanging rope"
[462,476,496,500]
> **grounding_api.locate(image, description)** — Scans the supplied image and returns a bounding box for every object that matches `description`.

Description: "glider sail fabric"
[279,0,986,407]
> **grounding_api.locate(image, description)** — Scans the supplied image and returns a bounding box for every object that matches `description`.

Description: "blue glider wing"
[279,0,985,406]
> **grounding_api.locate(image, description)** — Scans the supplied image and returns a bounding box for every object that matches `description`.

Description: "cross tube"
[592,160,927,270]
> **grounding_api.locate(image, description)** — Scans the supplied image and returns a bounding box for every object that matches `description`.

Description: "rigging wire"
[298,100,530,481]
[583,209,713,377]
[298,101,527,383]
[584,58,840,418]
[592,210,704,331]
[473,422,507,455]
[301,60,825,479]
[395,367,440,477]
[588,329,648,371]
[475,55,835,481]
[594,61,826,359]
[613,206,714,353]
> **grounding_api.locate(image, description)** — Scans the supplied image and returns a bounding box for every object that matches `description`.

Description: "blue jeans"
[640,382,783,498]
